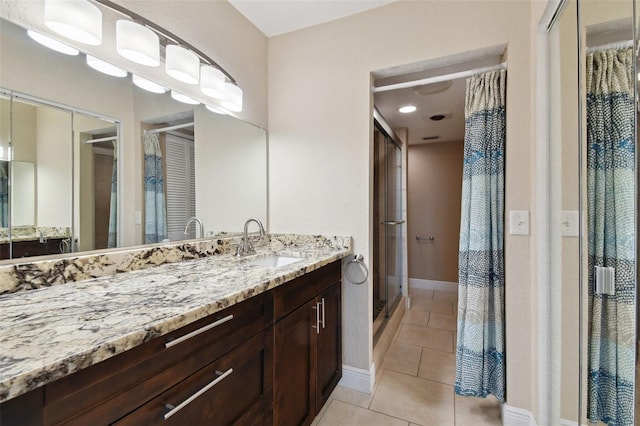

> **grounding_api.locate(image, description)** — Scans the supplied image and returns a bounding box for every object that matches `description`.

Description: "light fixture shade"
[170,90,199,105]
[44,0,102,45]
[398,105,417,113]
[221,83,242,112]
[200,65,225,99]
[165,45,199,85]
[132,75,167,93]
[27,30,79,55]
[116,20,159,67]
[205,104,227,115]
[86,55,127,77]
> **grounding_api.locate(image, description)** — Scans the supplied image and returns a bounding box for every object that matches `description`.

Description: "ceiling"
[228,0,399,37]
[228,0,505,147]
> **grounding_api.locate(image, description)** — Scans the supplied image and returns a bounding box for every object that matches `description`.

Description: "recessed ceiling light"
[27,30,79,56]
[399,105,416,114]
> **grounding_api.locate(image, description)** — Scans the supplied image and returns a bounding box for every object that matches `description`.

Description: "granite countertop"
[0,239,351,402]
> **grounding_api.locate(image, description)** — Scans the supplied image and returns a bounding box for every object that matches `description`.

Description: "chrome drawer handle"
[165,314,234,349]
[163,368,233,420]
[320,298,326,329]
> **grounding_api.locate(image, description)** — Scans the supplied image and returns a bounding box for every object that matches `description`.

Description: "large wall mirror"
[0,14,267,261]
[550,0,638,424]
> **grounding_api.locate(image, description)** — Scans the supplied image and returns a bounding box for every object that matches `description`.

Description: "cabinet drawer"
[44,292,273,425]
[273,261,341,321]
[115,329,274,425]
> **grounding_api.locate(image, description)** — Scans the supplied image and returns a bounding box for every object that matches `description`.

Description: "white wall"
[269,0,537,412]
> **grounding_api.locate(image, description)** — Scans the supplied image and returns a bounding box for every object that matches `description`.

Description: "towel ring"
[345,254,368,285]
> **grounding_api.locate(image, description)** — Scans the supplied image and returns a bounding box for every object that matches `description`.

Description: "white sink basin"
[246,255,304,268]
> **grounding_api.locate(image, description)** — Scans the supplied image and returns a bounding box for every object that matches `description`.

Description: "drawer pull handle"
[163,368,234,420]
[165,314,234,349]
[320,298,326,329]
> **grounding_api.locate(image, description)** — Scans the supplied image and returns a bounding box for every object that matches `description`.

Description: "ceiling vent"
[422,136,440,141]
[413,81,452,96]
[428,112,452,121]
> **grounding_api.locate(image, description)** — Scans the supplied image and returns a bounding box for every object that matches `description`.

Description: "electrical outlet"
[561,211,579,237]
[509,210,530,236]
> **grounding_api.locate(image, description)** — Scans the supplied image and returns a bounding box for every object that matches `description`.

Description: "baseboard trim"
[503,404,537,426]
[409,278,458,292]
[338,363,375,394]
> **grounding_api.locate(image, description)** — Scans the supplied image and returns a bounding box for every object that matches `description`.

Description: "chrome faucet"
[237,218,266,256]
[184,217,204,239]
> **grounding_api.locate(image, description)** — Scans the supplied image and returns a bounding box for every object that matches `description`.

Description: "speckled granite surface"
[0,226,71,243]
[0,234,351,402]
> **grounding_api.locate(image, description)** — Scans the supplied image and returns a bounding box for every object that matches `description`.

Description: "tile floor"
[312,288,502,426]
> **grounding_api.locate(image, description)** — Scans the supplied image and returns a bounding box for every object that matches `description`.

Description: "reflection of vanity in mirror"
[0,16,267,260]
[548,0,638,424]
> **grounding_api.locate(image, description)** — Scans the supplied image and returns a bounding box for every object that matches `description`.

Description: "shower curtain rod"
[373,62,507,93]
[144,122,195,135]
[586,39,633,53]
[84,135,117,144]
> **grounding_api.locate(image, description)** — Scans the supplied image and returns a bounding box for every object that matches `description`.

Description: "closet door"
[164,133,195,241]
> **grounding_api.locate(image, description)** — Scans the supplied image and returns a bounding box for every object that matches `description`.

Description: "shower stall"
[373,119,404,341]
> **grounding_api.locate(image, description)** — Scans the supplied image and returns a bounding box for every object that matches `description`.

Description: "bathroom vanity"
[0,234,349,425]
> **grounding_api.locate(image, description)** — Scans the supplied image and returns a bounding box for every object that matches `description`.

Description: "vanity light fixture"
[86,55,127,77]
[44,0,102,45]
[221,83,243,112]
[116,20,160,67]
[132,75,167,94]
[205,104,228,115]
[27,30,79,56]
[170,90,200,105]
[166,45,200,85]
[200,65,226,99]
[399,105,417,114]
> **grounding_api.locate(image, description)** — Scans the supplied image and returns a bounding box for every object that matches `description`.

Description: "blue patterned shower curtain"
[107,142,117,248]
[455,69,506,402]
[0,161,8,228]
[143,133,167,243]
[587,47,635,426]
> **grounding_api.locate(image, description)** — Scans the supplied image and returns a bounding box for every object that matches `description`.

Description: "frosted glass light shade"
[44,0,102,45]
[132,75,167,94]
[27,30,79,55]
[200,65,225,99]
[170,90,199,105]
[116,20,159,66]
[205,104,227,115]
[87,55,127,77]
[165,45,199,85]
[221,83,242,112]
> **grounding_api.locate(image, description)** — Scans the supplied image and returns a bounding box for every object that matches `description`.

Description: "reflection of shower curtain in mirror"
[107,142,117,248]
[587,47,635,426]
[455,69,506,402]
[0,161,7,228]
[143,133,167,244]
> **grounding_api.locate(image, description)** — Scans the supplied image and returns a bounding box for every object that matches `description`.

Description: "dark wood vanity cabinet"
[273,262,342,426]
[0,260,343,426]
[0,292,274,426]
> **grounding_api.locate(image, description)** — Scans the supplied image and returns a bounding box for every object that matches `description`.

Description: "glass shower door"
[373,121,403,340]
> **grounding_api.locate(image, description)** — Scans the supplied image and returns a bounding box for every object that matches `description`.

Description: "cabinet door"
[273,302,316,426]
[315,282,342,412]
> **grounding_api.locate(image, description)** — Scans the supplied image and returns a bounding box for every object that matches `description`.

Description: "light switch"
[561,210,579,237]
[509,210,529,236]
[134,211,142,225]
